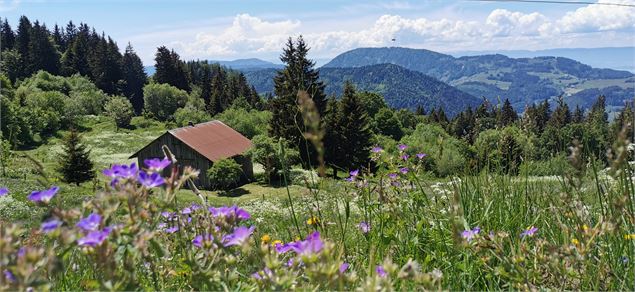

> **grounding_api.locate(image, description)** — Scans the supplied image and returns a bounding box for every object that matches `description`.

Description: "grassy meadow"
[1,115,634,290]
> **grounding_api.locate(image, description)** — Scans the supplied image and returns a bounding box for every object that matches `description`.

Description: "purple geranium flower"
[388,173,398,180]
[77,227,112,247]
[76,213,101,232]
[398,144,408,151]
[399,167,409,174]
[358,221,370,234]
[208,205,250,221]
[0,188,8,197]
[416,153,427,159]
[3,269,15,283]
[165,226,179,234]
[27,186,59,203]
[521,226,538,238]
[138,171,164,188]
[41,218,63,233]
[223,226,255,247]
[376,265,387,277]
[103,163,139,179]
[192,234,214,248]
[144,157,171,172]
[401,154,409,161]
[461,226,481,242]
[350,169,359,177]
[371,146,383,153]
[339,262,349,273]
[276,231,323,256]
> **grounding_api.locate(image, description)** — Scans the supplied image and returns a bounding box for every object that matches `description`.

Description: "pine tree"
[336,81,372,170]
[323,96,342,177]
[28,22,60,75]
[572,105,585,123]
[549,96,571,128]
[121,43,147,114]
[61,28,90,76]
[415,105,426,116]
[1,18,15,50]
[15,16,32,78]
[586,95,609,161]
[199,64,212,107]
[57,129,95,186]
[52,24,64,51]
[208,68,226,115]
[497,99,518,127]
[153,46,190,91]
[269,36,327,165]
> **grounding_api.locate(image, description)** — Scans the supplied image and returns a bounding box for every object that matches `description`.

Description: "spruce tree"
[323,96,342,177]
[269,36,327,165]
[549,96,571,128]
[52,24,64,51]
[153,46,190,91]
[1,18,15,50]
[336,81,372,170]
[15,16,32,78]
[497,99,517,127]
[57,129,95,186]
[572,105,585,123]
[121,43,147,114]
[28,22,60,75]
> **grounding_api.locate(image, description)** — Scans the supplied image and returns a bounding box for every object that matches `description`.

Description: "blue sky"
[2,0,634,64]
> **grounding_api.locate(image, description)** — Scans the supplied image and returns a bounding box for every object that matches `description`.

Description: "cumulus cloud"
[146,1,635,61]
[556,0,635,33]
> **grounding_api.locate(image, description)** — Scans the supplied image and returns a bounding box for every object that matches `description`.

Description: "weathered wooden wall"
[135,133,212,189]
[135,133,254,190]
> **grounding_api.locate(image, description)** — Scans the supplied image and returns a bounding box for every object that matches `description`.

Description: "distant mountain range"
[322,47,634,112]
[450,47,635,73]
[245,64,482,116]
[144,58,283,75]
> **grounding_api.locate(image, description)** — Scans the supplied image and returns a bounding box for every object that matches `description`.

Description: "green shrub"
[206,158,243,190]
[104,96,134,129]
[519,155,574,176]
[143,83,188,121]
[215,107,271,139]
[400,123,468,177]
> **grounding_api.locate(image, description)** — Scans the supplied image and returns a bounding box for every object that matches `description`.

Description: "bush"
[400,123,468,176]
[143,83,188,121]
[519,155,574,176]
[104,96,134,129]
[207,158,243,190]
[174,95,211,126]
[215,107,271,139]
[247,135,299,183]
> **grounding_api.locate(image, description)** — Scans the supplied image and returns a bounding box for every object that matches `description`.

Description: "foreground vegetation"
[1,141,634,290]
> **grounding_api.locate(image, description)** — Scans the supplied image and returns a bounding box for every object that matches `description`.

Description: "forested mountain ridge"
[244,63,482,116]
[323,47,634,111]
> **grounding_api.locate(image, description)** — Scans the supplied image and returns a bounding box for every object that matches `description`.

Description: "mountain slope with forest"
[245,63,482,116]
[324,47,634,111]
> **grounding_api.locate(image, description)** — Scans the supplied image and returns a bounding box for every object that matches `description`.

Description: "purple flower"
[76,213,101,232]
[0,188,8,197]
[416,153,427,159]
[144,157,171,172]
[3,269,15,283]
[192,234,214,248]
[77,227,112,247]
[358,221,370,234]
[41,219,63,233]
[165,226,179,234]
[275,231,323,256]
[350,169,359,177]
[376,265,387,277]
[401,154,409,161]
[398,144,408,151]
[461,226,481,242]
[208,205,250,221]
[388,173,398,180]
[27,186,59,203]
[371,146,383,153]
[399,167,409,174]
[138,171,164,188]
[223,226,255,247]
[339,262,349,273]
[103,163,138,179]
[521,226,538,238]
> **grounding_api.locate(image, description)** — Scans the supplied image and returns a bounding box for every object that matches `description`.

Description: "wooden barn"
[130,121,253,189]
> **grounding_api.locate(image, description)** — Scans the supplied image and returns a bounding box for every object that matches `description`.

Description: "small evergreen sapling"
[57,129,95,185]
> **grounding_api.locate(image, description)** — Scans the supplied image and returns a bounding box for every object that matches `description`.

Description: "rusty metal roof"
[130,120,252,162]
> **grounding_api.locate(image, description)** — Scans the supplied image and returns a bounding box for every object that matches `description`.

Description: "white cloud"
[0,0,20,12]
[556,0,635,33]
[133,1,635,63]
